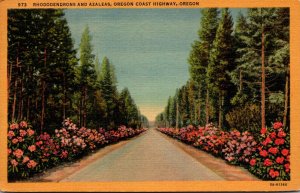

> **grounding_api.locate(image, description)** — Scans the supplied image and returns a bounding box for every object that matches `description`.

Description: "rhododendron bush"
[8,119,146,180]
[158,121,290,181]
[248,122,290,180]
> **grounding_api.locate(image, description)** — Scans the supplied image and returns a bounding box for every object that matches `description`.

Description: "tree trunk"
[205,89,209,126]
[11,79,17,121]
[63,73,66,120]
[41,48,47,131]
[283,63,289,128]
[26,97,30,120]
[83,87,87,127]
[261,24,266,129]
[198,82,202,125]
[18,76,24,120]
[218,92,224,130]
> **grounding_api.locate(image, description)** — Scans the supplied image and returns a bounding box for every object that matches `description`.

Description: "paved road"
[62,129,224,181]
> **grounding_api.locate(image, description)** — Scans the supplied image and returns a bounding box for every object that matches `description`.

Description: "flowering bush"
[222,130,257,165]
[158,121,290,181]
[8,121,40,179]
[8,119,146,180]
[248,122,290,180]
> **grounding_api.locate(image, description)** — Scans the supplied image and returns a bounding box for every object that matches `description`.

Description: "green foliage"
[225,103,261,138]
[159,8,289,132]
[8,9,147,133]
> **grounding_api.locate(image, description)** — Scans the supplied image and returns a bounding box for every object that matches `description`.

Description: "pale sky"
[64,8,245,121]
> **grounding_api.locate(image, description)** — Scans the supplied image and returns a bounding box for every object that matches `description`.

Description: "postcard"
[0,0,300,191]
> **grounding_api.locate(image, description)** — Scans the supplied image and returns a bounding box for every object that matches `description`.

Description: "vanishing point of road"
[55,129,257,182]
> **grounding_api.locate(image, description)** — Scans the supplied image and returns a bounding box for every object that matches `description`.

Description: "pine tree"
[99,57,118,129]
[207,8,235,129]
[188,8,219,126]
[78,26,97,127]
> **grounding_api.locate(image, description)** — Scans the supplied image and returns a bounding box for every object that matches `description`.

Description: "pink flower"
[27,160,37,168]
[10,159,18,167]
[276,156,284,164]
[260,128,267,134]
[19,121,28,128]
[278,130,286,138]
[275,138,285,145]
[273,122,283,130]
[17,137,24,142]
[28,145,36,152]
[259,150,268,157]
[26,128,35,136]
[8,131,15,139]
[268,147,278,155]
[60,150,68,159]
[281,149,289,156]
[13,149,23,159]
[262,137,272,146]
[263,159,273,166]
[10,123,19,130]
[250,159,256,166]
[270,132,277,139]
[22,156,30,163]
[7,149,12,154]
[19,129,27,137]
[284,163,290,173]
[12,138,18,144]
[269,169,279,178]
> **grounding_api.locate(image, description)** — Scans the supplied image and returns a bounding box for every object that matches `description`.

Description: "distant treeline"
[8,9,149,132]
[156,8,289,133]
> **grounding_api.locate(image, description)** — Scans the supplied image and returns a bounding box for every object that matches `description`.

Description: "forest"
[156,8,289,134]
[7,9,149,132]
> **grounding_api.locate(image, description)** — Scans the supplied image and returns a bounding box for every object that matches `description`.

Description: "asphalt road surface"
[61,129,224,181]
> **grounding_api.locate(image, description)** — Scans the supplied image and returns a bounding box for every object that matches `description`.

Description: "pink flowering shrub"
[248,122,290,180]
[8,119,146,180]
[158,121,290,181]
[222,130,257,164]
[8,121,40,179]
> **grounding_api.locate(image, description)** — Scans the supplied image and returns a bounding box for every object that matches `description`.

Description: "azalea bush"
[8,121,40,179]
[158,121,290,181]
[8,119,146,180]
[222,130,257,165]
[248,122,290,180]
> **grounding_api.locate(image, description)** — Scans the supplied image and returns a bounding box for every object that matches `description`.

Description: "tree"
[98,57,118,129]
[207,8,235,129]
[188,8,219,126]
[78,26,97,127]
[8,9,78,131]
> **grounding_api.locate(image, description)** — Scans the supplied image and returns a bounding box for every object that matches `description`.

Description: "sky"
[64,8,245,121]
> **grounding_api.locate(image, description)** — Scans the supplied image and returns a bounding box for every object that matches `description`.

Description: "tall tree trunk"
[26,97,30,120]
[205,89,209,126]
[83,87,87,127]
[261,25,266,129]
[218,92,224,130]
[41,48,47,131]
[11,48,19,121]
[11,79,17,121]
[198,82,202,125]
[283,63,289,128]
[18,76,24,120]
[63,73,66,120]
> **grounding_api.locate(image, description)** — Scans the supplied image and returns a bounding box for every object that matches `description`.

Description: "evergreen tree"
[188,8,219,126]
[207,8,235,129]
[99,57,118,129]
[77,26,97,127]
